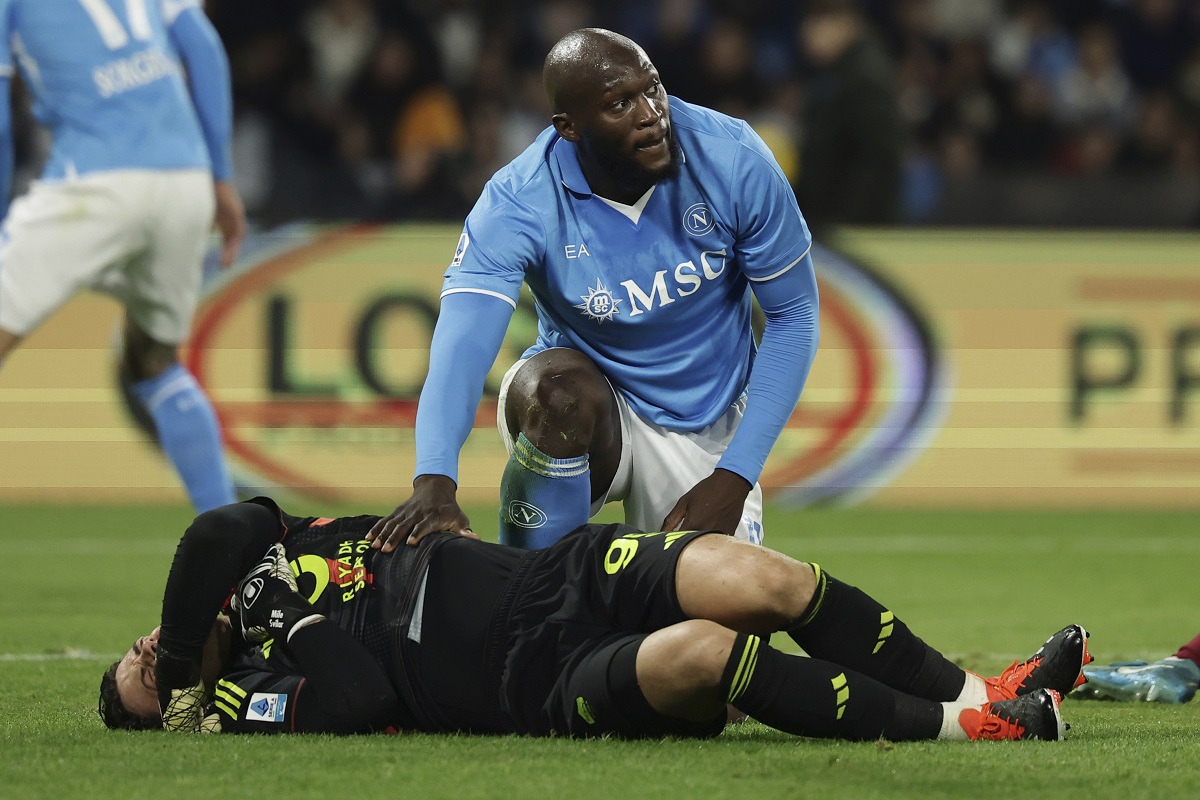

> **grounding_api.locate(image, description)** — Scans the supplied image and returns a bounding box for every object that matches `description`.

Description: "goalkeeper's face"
[115,617,232,719]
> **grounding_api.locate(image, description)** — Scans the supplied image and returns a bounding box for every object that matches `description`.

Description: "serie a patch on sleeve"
[246,693,288,723]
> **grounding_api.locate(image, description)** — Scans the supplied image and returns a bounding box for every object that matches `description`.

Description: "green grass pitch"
[2,502,1198,799]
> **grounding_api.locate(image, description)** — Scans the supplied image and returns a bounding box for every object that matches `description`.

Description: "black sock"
[787,564,966,702]
[722,632,942,741]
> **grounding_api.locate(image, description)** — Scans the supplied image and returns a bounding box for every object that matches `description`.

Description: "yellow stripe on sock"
[731,636,760,702]
[793,563,827,629]
[873,610,895,654]
[728,636,761,703]
[832,672,850,720]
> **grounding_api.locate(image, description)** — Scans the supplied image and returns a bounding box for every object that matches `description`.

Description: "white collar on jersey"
[595,185,656,223]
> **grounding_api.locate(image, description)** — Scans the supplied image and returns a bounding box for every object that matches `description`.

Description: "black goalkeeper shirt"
[158,498,450,734]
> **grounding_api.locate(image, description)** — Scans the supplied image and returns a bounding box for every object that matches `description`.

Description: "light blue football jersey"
[0,0,209,180]
[442,97,814,430]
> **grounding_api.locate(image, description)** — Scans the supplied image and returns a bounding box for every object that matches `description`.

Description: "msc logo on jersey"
[683,202,716,236]
[450,231,470,267]
[504,500,548,529]
[575,279,622,323]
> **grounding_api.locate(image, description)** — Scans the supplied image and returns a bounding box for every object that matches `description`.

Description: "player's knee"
[122,330,178,382]
[730,548,817,629]
[641,620,736,694]
[507,352,609,450]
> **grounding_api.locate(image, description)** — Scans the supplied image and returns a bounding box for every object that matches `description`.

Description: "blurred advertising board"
[2,225,1197,507]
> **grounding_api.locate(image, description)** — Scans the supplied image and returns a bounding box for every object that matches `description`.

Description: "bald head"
[541,28,677,202]
[543,28,650,114]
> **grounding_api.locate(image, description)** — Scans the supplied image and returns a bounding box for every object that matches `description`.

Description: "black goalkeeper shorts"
[397,535,525,733]
[496,524,728,739]
[400,524,727,739]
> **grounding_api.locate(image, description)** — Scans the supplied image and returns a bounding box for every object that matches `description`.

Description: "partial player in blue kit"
[370,28,820,553]
[1073,629,1200,704]
[0,0,246,511]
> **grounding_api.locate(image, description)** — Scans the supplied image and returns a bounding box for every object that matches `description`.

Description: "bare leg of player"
[674,536,816,632]
[674,535,975,705]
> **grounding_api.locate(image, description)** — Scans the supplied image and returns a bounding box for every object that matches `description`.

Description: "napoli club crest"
[683,203,716,236]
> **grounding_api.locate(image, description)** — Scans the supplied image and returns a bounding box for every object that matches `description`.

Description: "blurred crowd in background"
[15,0,1200,228]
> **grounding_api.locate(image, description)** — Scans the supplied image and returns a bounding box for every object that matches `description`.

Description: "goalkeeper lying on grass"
[100,498,1092,741]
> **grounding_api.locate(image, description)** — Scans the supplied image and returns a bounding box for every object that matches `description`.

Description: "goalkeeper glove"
[231,543,324,643]
[155,647,208,732]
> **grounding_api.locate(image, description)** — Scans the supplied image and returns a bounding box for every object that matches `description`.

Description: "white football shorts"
[0,168,214,344]
[497,352,765,544]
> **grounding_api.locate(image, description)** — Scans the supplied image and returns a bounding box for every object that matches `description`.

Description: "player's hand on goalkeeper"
[231,544,324,643]
[660,468,753,537]
[368,474,478,553]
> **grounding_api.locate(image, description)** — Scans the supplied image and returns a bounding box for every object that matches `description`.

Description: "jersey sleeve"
[158,0,202,24]
[0,1,13,75]
[164,1,234,180]
[157,502,285,664]
[154,501,288,721]
[730,122,813,282]
[413,290,514,481]
[439,180,544,306]
[0,0,15,218]
[209,620,400,734]
[715,124,820,483]
[206,668,306,734]
[716,252,820,483]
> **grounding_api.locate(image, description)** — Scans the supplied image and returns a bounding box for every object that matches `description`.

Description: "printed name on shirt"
[93,48,179,98]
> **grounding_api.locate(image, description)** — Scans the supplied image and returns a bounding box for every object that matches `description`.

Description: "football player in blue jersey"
[370,28,821,552]
[0,0,246,512]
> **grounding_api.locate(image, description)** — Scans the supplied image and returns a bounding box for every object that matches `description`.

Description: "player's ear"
[552,113,580,142]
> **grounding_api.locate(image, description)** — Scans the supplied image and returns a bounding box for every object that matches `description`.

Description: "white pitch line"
[4,540,177,556]
[0,650,120,661]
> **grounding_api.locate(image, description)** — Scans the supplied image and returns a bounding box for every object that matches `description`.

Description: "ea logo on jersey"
[683,203,716,236]
[450,231,470,267]
[505,500,548,529]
